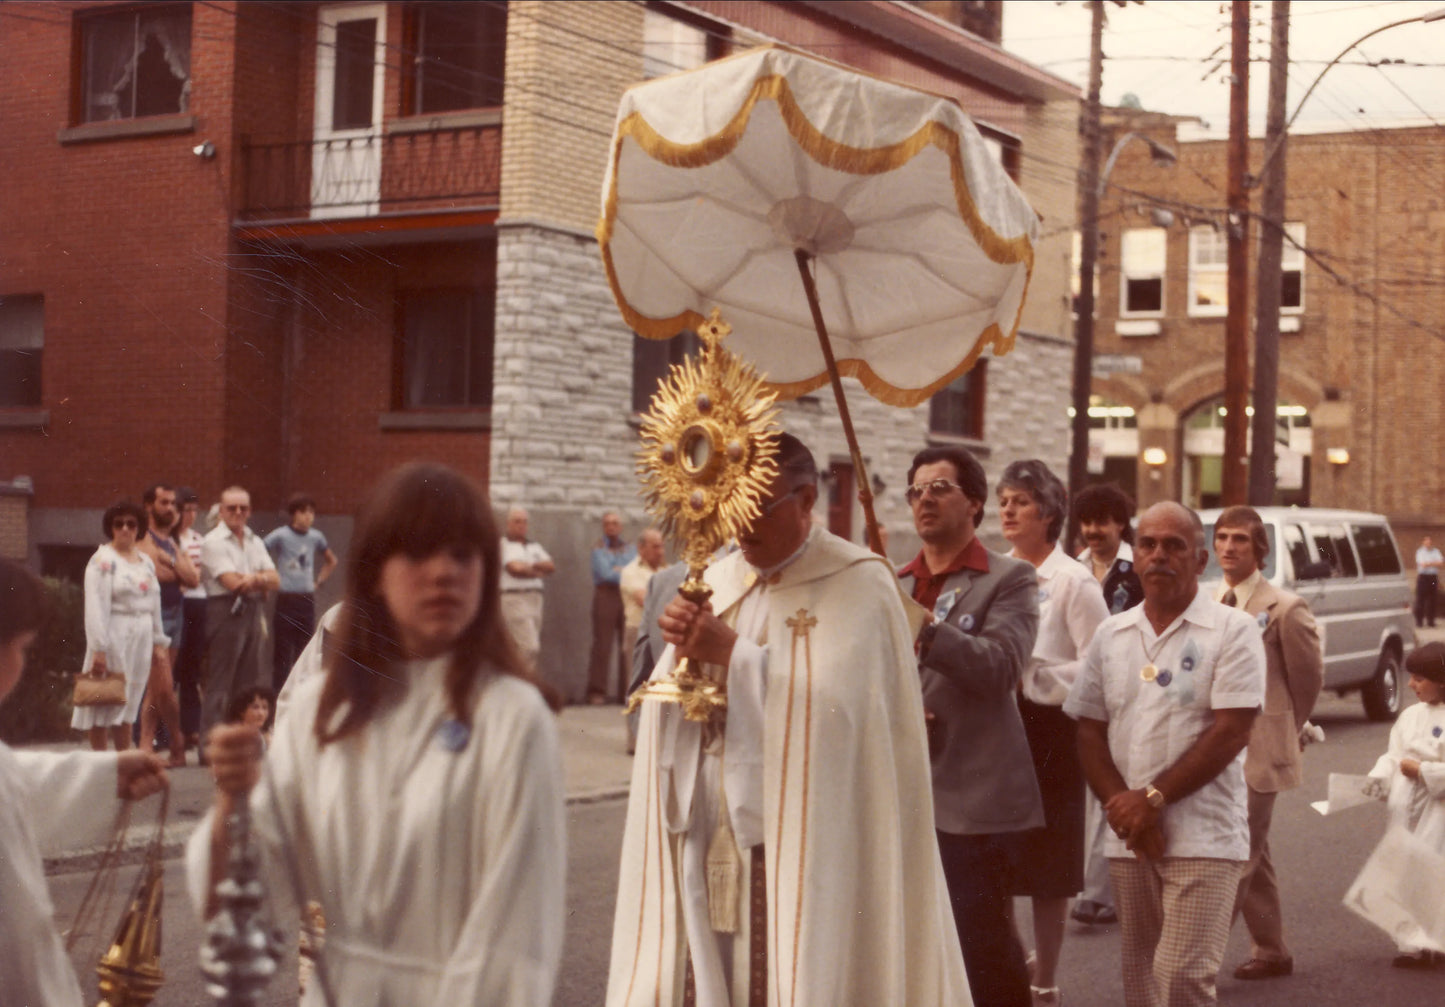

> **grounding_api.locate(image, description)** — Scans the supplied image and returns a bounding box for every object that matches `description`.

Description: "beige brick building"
[1087,111,1445,551]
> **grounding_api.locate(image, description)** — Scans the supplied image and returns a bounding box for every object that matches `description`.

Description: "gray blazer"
[628,561,689,696]
[900,549,1045,836]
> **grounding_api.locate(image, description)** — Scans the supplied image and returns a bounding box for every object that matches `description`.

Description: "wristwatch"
[1144,783,1167,809]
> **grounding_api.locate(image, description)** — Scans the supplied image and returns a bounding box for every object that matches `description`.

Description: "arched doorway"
[1180,396,1312,509]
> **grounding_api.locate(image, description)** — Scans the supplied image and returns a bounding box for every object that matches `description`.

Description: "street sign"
[1092,353,1143,376]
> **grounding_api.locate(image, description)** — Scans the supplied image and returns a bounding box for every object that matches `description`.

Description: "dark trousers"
[272,592,316,694]
[175,597,208,738]
[936,829,1032,1007]
[587,583,626,700]
[1416,572,1438,627]
[203,595,270,736]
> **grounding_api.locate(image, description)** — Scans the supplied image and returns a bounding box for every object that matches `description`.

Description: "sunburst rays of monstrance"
[627,309,780,724]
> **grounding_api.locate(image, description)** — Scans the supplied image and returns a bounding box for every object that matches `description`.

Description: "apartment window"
[405,2,506,114]
[0,295,44,408]
[1120,228,1166,315]
[1188,226,1227,315]
[80,4,191,123]
[399,289,494,408]
[978,126,1022,182]
[1281,222,1305,312]
[643,7,721,78]
[632,330,701,414]
[929,361,986,439]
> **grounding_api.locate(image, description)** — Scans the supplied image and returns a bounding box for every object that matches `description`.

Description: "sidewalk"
[32,702,636,874]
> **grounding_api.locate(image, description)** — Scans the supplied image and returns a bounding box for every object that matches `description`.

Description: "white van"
[1198,507,1417,721]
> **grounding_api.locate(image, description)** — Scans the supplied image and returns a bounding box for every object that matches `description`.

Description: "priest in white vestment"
[607,434,971,1007]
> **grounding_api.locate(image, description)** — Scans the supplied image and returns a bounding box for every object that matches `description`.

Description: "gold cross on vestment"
[786,609,817,636]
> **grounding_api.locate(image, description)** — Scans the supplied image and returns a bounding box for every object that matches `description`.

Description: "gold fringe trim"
[597,51,1037,407]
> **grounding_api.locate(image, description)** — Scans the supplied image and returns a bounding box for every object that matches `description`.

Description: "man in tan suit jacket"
[1212,505,1323,981]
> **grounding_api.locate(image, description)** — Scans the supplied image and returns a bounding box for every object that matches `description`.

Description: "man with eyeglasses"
[897,445,1042,1007]
[199,486,279,739]
[1064,502,1264,1007]
[609,433,968,1006]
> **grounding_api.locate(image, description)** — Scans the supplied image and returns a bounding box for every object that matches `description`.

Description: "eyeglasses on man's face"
[757,485,805,517]
[905,478,963,504]
[222,504,251,514]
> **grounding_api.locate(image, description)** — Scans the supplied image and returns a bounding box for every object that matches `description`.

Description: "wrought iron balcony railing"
[237,123,501,222]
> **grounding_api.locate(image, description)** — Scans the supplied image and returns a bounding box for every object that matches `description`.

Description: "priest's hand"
[660,597,738,674]
[207,724,263,797]
[116,750,169,801]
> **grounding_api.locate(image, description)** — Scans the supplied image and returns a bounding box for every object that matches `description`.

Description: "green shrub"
[0,577,86,744]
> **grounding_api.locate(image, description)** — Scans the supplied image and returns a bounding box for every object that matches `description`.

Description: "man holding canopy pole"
[607,432,970,1006]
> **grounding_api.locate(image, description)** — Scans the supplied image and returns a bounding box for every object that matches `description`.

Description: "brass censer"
[629,308,779,724]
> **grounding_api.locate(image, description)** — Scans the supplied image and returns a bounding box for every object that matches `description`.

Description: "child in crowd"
[1361,641,1445,968]
[225,685,275,744]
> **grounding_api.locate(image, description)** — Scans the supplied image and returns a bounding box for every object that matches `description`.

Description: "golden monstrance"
[629,308,780,724]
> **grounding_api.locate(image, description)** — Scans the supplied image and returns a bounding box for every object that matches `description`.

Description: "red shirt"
[898,536,991,614]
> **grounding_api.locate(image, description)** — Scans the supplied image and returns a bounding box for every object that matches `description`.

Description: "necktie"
[1221,589,1238,608]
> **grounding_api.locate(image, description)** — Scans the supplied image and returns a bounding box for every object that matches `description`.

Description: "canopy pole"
[793,250,885,557]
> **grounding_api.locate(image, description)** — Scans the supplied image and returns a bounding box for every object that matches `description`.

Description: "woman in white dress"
[194,462,567,1006]
[71,500,169,751]
[997,460,1110,1005]
[0,558,169,1006]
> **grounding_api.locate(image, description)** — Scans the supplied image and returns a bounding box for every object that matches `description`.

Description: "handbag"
[73,670,128,707]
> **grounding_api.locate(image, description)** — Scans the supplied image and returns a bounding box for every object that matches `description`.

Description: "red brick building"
[1,1,1079,691]
[1087,110,1445,548]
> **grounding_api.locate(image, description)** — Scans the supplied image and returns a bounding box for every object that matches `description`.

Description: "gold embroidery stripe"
[772,619,801,1001]
[596,61,1035,409]
[788,620,814,1007]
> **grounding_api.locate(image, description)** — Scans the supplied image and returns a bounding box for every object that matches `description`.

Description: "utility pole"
[1068,0,1105,546]
[1250,1,1289,506]
[1222,0,1251,505]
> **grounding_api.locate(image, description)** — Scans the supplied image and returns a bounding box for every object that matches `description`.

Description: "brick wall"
[1095,119,1445,530]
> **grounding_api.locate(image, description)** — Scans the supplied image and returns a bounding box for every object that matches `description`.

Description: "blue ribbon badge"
[437,719,471,753]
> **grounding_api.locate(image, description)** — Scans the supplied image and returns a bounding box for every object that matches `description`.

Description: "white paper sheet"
[1310,773,1377,816]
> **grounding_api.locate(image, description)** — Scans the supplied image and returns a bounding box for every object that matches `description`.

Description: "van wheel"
[1361,650,1404,722]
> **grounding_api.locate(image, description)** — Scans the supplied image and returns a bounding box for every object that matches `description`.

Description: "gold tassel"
[706,810,741,934]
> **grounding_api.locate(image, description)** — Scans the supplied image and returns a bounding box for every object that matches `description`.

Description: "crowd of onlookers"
[69,483,333,764]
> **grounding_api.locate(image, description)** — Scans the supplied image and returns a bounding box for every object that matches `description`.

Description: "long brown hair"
[314,462,555,746]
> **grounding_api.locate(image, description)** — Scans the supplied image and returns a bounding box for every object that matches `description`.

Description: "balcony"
[237,122,501,225]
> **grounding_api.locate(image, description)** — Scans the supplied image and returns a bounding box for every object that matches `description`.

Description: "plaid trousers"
[1110,857,1246,1007]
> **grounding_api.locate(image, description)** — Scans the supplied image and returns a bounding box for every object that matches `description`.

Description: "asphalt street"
[47,692,1444,1006]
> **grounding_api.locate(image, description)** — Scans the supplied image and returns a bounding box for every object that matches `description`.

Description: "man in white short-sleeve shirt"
[500,507,555,671]
[198,486,279,738]
[1065,502,1265,1007]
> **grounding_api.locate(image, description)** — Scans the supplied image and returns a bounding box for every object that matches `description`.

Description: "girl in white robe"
[1360,641,1445,966]
[0,558,169,1006]
[191,462,566,1007]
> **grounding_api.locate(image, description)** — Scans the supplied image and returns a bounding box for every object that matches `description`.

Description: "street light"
[1250,6,1445,187]
[1068,129,1177,539]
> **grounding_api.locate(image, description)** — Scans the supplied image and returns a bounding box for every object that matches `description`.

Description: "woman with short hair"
[998,459,1111,1005]
[71,500,170,751]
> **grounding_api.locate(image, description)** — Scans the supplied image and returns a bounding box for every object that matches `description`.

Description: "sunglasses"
[904,478,963,504]
[113,519,139,530]
[223,504,251,513]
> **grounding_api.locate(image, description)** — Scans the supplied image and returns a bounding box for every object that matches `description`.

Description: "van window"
[1282,524,1310,577]
[1351,523,1403,575]
[1202,522,1277,582]
[1307,524,1359,578]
